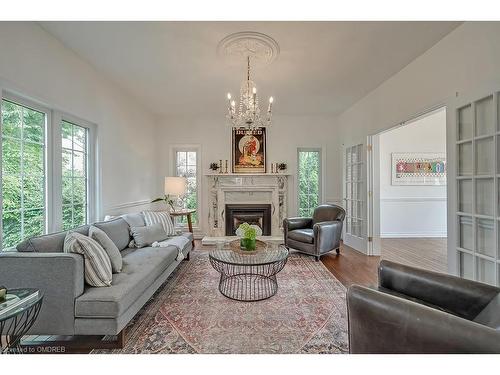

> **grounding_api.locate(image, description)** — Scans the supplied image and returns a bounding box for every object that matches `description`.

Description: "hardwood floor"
[19,237,446,352]
[320,244,379,288]
[380,238,447,273]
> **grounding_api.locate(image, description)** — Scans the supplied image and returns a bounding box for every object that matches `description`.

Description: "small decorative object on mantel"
[277,163,287,173]
[235,222,262,251]
[219,159,223,174]
[209,162,220,172]
[225,159,229,174]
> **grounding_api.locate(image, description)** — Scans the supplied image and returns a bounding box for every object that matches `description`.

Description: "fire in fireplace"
[225,204,272,236]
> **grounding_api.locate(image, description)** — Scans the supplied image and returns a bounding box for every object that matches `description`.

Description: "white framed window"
[297,148,322,217]
[1,97,49,249]
[172,146,200,227]
[61,120,89,230]
[1,90,98,250]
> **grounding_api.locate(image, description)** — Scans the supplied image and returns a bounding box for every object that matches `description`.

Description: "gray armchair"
[283,204,346,261]
[347,260,500,353]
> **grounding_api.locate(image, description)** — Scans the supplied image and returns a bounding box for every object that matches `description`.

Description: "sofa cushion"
[120,213,145,228]
[75,245,179,318]
[288,228,314,244]
[17,225,89,253]
[89,226,123,273]
[93,218,130,251]
[130,223,168,248]
[64,232,112,287]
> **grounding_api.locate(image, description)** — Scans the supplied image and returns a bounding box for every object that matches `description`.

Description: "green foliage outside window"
[61,120,88,230]
[1,100,46,250]
[176,151,198,225]
[298,150,320,217]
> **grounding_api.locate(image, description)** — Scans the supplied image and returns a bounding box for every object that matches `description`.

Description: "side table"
[169,208,197,256]
[0,288,43,354]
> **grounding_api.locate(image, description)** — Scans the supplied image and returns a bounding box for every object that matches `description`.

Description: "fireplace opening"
[225,204,272,236]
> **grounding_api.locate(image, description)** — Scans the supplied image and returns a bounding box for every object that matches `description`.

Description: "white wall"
[334,21,500,266]
[156,114,340,235]
[379,109,447,237]
[0,22,158,218]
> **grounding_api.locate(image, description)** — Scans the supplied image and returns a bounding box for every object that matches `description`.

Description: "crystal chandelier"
[226,56,274,129]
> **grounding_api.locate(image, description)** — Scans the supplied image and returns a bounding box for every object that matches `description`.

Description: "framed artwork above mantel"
[232,127,266,173]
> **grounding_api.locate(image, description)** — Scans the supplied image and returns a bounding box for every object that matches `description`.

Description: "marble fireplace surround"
[206,174,289,238]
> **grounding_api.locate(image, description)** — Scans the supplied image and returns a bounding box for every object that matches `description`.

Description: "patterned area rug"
[92,250,348,354]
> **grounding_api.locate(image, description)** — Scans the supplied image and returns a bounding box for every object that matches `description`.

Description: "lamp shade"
[164,177,187,196]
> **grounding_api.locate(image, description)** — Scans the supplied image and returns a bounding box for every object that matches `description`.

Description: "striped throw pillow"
[142,210,175,236]
[64,232,112,287]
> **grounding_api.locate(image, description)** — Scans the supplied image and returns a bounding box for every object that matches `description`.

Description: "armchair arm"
[379,260,500,320]
[0,252,85,335]
[347,285,500,354]
[313,221,343,254]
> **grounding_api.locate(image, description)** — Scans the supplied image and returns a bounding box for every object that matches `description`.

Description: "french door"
[453,88,500,286]
[344,144,368,253]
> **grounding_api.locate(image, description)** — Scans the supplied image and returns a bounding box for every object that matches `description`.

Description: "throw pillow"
[130,223,169,248]
[89,226,123,273]
[142,210,175,236]
[64,232,112,287]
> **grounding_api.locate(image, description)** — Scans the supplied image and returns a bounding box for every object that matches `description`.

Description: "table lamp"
[164,176,187,212]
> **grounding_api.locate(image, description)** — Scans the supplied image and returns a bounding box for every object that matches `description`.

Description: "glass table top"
[209,239,288,265]
[0,288,43,322]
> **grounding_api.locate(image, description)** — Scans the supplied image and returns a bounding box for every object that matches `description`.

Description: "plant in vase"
[235,222,262,251]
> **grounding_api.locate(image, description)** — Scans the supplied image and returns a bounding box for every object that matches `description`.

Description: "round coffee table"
[209,240,289,302]
[0,288,43,354]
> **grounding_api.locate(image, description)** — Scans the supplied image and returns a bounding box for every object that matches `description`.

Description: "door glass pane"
[475,137,494,175]
[459,251,474,280]
[458,105,472,140]
[458,179,472,213]
[477,258,496,285]
[475,179,494,216]
[459,216,473,250]
[458,142,472,176]
[475,96,494,136]
[477,219,495,257]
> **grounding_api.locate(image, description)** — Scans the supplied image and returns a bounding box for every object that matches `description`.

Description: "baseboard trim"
[381,232,447,238]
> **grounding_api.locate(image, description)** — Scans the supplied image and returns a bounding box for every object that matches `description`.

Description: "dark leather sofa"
[283,204,345,261]
[347,260,500,353]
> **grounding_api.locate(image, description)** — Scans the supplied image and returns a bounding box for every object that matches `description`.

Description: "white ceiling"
[39,21,461,117]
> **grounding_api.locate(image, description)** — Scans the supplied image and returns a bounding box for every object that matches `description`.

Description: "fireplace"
[225,204,272,236]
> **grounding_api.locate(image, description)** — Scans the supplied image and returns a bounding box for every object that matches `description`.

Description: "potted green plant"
[235,222,262,251]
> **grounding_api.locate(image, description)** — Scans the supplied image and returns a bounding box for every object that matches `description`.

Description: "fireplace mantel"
[206,174,289,237]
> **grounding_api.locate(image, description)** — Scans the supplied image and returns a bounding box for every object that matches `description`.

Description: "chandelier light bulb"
[227,93,231,100]
[269,96,274,103]
[231,100,235,107]
[252,87,257,94]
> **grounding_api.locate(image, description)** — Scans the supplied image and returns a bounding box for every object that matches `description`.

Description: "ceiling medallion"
[217,31,280,66]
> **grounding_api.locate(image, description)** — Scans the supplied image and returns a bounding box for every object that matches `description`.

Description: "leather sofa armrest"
[378,260,500,320]
[313,221,342,254]
[0,252,85,335]
[347,285,500,354]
